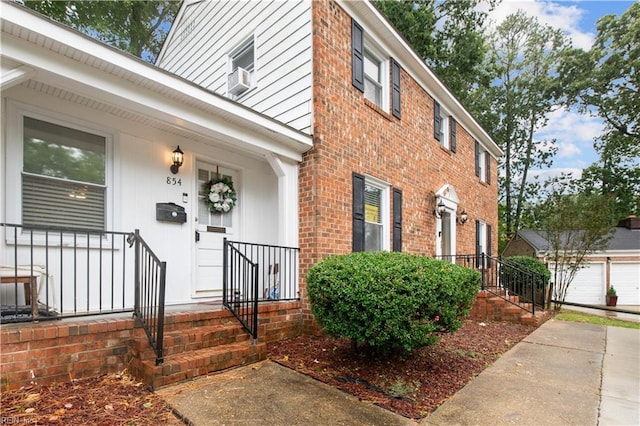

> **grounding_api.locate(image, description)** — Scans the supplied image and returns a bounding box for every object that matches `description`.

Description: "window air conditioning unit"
[228,67,251,95]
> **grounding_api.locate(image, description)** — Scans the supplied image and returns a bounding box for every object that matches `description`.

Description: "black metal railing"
[223,239,299,341]
[1,223,136,322]
[0,223,166,365]
[436,253,548,316]
[131,230,166,365]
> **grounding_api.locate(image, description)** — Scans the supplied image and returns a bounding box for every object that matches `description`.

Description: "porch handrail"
[435,253,548,316]
[0,223,166,365]
[223,239,300,341]
[223,238,259,342]
[130,229,166,365]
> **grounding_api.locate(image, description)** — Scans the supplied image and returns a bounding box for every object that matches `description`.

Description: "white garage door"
[563,263,605,305]
[611,263,640,305]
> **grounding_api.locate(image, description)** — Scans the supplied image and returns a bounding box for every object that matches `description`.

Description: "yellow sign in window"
[365,204,379,223]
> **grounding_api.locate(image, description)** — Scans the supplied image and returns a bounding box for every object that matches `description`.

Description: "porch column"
[266,153,299,247]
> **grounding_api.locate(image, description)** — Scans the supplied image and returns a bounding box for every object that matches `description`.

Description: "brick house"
[156,0,502,331]
[1,0,501,388]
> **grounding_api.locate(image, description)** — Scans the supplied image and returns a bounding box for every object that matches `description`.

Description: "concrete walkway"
[157,319,639,426]
[423,320,640,425]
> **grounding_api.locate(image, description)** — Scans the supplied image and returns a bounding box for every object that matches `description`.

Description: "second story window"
[228,36,255,97]
[364,48,385,107]
[352,18,395,113]
[475,140,491,184]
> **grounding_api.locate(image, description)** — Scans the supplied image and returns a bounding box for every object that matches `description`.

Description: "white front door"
[194,161,239,299]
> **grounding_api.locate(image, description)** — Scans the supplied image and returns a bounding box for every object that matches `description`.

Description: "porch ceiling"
[1,3,312,162]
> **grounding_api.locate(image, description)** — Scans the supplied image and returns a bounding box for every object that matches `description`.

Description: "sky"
[485,0,636,182]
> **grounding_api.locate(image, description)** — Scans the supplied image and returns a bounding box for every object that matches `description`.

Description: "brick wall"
[1,301,303,390]
[301,0,499,332]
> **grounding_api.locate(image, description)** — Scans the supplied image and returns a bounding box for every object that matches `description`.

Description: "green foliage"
[24,0,179,61]
[306,252,480,353]
[560,3,640,220]
[556,310,639,330]
[477,12,570,247]
[531,176,615,309]
[374,0,496,102]
[501,256,550,290]
[606,286,617,297]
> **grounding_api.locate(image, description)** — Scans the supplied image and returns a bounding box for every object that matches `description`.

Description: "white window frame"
[478,150,487,183]
[4,101,114,246]
[363,37,389,112]
[364,175,390,252]
[436,102,450,150]
[477,221,487,255]
[227,34,256,98]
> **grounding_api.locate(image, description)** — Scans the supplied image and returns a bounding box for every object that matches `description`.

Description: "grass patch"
[556,311,640,329]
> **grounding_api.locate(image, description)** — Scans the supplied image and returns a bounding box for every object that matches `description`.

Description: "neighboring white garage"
[564,263,605,305]
[611,262,640,305]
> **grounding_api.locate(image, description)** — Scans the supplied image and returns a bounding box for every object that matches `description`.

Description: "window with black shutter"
[486,152,491,184]
[391,59,401,119]
[450,117,457,153]
[434,101,442,141]
[352,19,364,92]
[352,172,365,251]
[475,140,480,177]
[393,188,402,252]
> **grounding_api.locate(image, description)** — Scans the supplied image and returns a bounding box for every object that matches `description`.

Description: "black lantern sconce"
[458,209,468,225]
[434,198,446,218]
[170,145,184,174]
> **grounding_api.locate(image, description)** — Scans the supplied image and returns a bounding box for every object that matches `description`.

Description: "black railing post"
[156,261,166,365]
[134,229,140,318]
[481,253,486,291]
[252,262,259,343]
[223,237,228,306]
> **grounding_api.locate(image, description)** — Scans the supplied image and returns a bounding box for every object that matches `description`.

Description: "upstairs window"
[434,100,451,150]
[352,18,396,114]
[228,36,255,97]
[475,141,491,184]
[22,117,107,230]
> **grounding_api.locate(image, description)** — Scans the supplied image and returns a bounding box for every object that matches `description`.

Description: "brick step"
[161,309,238,332]
[130,323,248,362]
[472,290,552,327]
[137,341,267,389]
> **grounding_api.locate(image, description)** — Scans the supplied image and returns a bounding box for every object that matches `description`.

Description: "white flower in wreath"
[205,177,237,213]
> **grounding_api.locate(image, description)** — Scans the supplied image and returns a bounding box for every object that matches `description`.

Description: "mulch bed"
[1,320,536,423]
[0,372,181,425]
[267,320,536,419]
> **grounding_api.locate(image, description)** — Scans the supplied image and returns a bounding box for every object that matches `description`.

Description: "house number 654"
[166,177,182,186]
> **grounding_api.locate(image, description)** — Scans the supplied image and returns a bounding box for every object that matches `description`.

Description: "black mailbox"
[156,202,187,223]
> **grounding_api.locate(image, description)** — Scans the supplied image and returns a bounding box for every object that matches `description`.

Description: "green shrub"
[306,252,480,353]
[501,256,550,289]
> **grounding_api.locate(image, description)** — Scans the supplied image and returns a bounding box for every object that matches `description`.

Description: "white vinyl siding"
[157,0,312,134]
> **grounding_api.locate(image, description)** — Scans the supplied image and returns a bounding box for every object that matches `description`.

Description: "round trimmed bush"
[306,252,480,353]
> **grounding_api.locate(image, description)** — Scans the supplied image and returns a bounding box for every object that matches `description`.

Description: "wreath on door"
[205,176,237,213]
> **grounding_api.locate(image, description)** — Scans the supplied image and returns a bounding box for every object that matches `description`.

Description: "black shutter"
[475,140,480,177]
[475,220,481,267]
[352,172,365,252]
[352,19,364,92]
[393,188,402,252]
[434,101,441,141]
[486,151,491,184]
[391,58,401,119]
[450,117,457,152]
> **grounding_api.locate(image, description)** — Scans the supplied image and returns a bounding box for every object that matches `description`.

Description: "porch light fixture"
[170,145,184,174]
[458,209,468,225]
[434,199,446,218]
